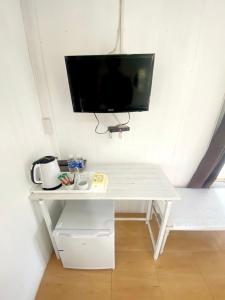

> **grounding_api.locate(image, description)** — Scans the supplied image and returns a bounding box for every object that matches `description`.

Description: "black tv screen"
[65,54,155,113]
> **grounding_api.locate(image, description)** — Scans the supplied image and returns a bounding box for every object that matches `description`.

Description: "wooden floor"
[36,214,225,300]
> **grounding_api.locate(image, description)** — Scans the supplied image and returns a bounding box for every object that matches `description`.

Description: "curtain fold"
[188,101,225,188]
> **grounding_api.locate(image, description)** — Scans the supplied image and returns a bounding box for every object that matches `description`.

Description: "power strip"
[108,125,130,133]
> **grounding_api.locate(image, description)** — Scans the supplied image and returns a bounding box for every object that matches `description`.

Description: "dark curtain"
[188,107,225,188]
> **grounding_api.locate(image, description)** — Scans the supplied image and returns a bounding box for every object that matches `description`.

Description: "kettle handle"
[31,163,42,184]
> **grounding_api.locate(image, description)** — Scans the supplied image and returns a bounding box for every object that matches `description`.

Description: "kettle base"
[43,183,62,190]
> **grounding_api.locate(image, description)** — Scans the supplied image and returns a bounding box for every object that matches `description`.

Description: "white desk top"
[30,163,180,201]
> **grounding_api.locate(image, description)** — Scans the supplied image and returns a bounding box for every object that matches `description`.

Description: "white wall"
[0,1,57,299]
[22,0,225,211]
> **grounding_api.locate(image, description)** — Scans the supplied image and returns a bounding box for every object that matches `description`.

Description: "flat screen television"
[65,54,155,113]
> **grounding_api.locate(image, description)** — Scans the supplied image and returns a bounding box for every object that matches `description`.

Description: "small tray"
[59,172,108,193]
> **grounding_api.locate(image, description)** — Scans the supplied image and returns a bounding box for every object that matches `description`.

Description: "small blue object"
[68,159,84,170]
[78,159,85,168]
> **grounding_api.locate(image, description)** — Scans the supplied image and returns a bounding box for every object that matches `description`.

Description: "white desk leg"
[39,200,60,259]
[145,200,156,250]
[145,200,153,224]
[160,229,170,255]
[154,200,172,260]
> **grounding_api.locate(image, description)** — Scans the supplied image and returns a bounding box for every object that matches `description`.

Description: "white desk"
[30,163,180,260]
[153,188,225,255]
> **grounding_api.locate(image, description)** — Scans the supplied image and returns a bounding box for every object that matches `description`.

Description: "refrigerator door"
[55,230,115,269]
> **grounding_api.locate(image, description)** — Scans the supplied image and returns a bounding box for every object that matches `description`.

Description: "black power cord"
[120,112,130,125]
[94,112,130,135]
[94,113,109,134]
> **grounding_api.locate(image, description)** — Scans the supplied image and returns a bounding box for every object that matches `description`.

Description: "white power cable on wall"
[108,0,123,54]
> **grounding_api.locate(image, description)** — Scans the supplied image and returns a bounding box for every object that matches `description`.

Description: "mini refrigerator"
[53,200,115,269]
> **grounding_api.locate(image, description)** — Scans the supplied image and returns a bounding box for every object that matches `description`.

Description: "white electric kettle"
[31,156,62,190]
